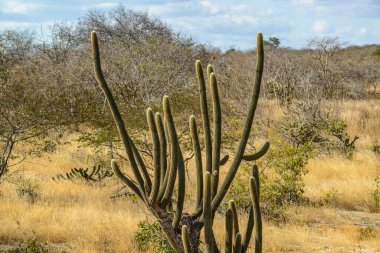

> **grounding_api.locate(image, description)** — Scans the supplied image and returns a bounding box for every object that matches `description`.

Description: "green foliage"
[17,239,47,253]
[263,139,312,206]
[264,37,281,48]
[374,46,380,56]
[283,100,358,158]
[222,176,251,213]
[135,220,175,253]
[282,101,327,146]
[222,133,312,222]
[325,119,358,159]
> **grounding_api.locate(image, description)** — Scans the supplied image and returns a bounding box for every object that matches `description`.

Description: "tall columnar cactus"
[91,31,268,252]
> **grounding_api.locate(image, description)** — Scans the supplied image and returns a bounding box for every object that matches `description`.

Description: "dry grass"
[323,99,380,149]
[304,150,380,212]
[1,99,380,252]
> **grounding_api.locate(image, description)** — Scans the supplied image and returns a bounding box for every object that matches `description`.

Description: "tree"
[264,37,280,48]
[0,30,85,180]
[72,6,211,153]
[306,36,347,98]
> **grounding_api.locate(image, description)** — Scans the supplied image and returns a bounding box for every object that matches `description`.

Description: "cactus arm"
[196,60,212,174]
[211,32,264,214]
[95,164,101,176]
[190,201,203,218]
[158,114,172,200]
[241,164,260,253]
[241,206,254,253]
[182,225,192,253]
[147,108,161,204]
[229,200,240,240]
[207,64,214,78]
[242,142,270,161]
[79,169,87,179]
[111,160,144,200]
[212,235,221,253]
[91,31,146,194]
[225,208,233,253]
[210,72,221,198]
[203,172,214,253]
[252,164,260,197]
[160,96,179,207]
[130,138,152,192]
[234,233,242,253]
[190,115,203,212]
[155,113,167,196]
[241,164,261,253]
[157,116,171,202]
[173,150,185,228]
[219,154,229,166]
[250,177,262,253]
[87,165,96,178]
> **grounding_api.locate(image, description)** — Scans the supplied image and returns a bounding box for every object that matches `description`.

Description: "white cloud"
[222,14,258,26]
[230,4,249,12]
[93,2,119,9]
[313,20,328,34]
[293,0,314,5]
[146,4,176,16]
[359,27,367,35]
[198,0,220,15]
[0,1,39,14]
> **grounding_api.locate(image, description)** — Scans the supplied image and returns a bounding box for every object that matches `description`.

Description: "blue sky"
[1,0,380,50]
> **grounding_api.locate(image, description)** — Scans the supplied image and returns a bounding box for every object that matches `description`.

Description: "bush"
[261,140,312,207]
[10,175,40,204]
[318,188,341,206]
[325,119,358,159]
[374,46,380,56]
[221,169,251,214]
[282,100,358,158]
[221,131,313,222]
[135,220,175,253]
[17,239,47,253]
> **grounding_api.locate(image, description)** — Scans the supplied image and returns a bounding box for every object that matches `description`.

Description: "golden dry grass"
[1,99,380,252]
[323,99,380,149]
[304,151,380,212]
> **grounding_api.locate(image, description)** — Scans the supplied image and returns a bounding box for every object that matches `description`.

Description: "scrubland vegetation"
[1,6,380,253]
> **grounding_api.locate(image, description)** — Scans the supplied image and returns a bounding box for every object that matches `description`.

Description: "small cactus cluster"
[91,31,267,252]
[52,165,113,182]
[186,164,261,253]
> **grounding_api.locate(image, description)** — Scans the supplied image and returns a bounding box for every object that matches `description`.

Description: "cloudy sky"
[1,0,379,50]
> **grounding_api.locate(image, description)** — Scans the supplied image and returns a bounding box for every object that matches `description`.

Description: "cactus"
[52,165,113,182]
[91,31,267,252]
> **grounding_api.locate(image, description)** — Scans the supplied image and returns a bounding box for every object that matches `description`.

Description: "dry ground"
[0,100,379,252]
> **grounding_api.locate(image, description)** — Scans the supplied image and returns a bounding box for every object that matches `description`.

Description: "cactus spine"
[91,31,266,252]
